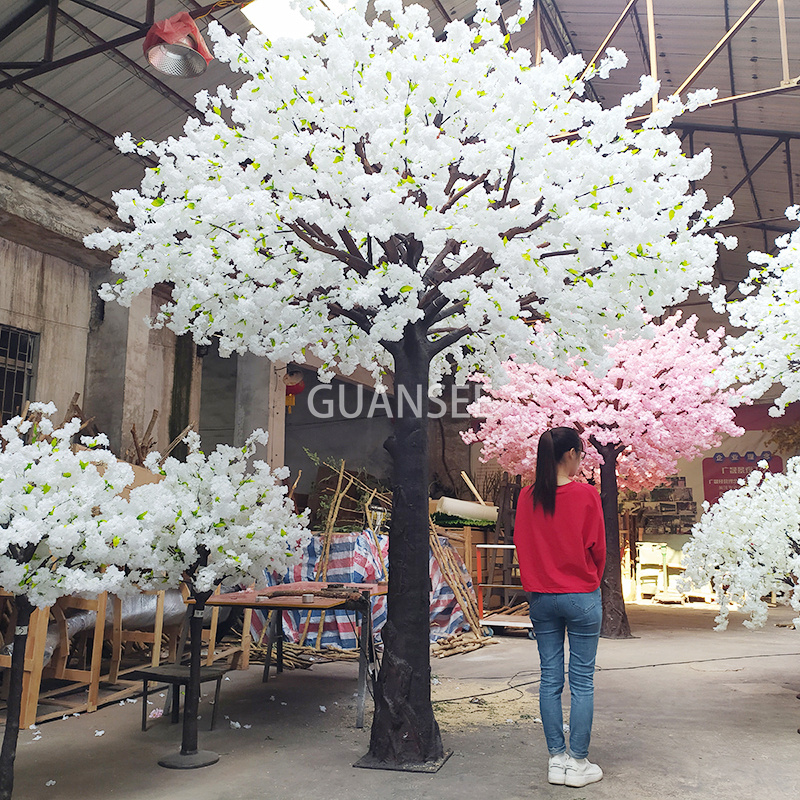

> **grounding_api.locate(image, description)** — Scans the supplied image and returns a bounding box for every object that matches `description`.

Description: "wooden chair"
[0,593,51,729]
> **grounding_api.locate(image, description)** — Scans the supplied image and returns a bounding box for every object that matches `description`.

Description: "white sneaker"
[547,751,569,785]
[564,755,603,787]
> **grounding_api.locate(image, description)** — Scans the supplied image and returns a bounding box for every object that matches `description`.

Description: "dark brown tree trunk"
[362,322,445,768]
[158,586,218,769]
[592,440,632,639]
[0,596,33,800]
[181,590,212,755]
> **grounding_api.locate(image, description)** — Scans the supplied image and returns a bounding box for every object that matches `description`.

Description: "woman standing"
[514,427,606,788]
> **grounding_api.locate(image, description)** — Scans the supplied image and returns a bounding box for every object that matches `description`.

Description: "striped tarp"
[250,532,473,649]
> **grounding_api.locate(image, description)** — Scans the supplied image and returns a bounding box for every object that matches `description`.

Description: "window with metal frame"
[0,325,38,425]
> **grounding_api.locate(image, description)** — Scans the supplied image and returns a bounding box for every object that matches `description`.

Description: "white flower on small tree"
[127,429,310,594]
[125,429,309,764]
[717,206,800,415]
[0,404,146,800]
[682,458,800,631]
[86,0,732,767]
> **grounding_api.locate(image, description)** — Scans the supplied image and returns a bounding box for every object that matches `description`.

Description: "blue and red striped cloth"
[250,531,474,649]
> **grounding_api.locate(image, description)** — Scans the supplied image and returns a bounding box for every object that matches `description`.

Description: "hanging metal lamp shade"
[143,12,213,78]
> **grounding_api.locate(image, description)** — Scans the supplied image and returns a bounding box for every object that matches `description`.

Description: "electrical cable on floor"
[433,652,800,704]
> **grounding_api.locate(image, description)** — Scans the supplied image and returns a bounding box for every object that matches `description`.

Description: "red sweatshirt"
[513,481,606,593]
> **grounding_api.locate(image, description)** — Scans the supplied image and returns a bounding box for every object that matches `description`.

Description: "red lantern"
[283,371,305,413]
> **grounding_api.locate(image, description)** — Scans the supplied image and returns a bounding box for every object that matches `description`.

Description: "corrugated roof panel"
[0,0,797,289]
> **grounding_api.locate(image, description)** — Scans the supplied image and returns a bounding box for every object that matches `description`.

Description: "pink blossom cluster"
[464,314,744,490]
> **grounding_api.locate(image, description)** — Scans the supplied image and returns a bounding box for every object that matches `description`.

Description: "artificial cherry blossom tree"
[125,429,310,768]
[682,457,800,631]
[717,206,800,415]
[0,405,146,800]
[87,0,733,767]
[464,313,743,638]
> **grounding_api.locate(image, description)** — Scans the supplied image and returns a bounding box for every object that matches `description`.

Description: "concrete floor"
[8,602,800,800]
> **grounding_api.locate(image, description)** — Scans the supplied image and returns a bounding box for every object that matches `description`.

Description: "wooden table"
[206,582,386,728]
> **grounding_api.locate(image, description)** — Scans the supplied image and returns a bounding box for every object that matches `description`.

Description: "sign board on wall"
[701,453,783,507]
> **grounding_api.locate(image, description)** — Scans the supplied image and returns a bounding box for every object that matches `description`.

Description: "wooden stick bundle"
[431,630,499,659]
[429,521,487,641]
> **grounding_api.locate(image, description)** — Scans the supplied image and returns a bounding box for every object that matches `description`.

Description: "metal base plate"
[353,748,453,773]
[158,749,220,769]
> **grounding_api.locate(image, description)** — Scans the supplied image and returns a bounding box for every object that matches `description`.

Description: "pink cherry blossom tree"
[464,313,743,638]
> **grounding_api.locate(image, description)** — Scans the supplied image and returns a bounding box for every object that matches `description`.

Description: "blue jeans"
[528,589,602,759]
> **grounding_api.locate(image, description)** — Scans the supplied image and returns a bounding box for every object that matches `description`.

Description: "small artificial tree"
[86,0,733,767]
[682,457,800,631]
[126,429,309,768]
[717,206,800,415]
[464,313,743,638]
[0,405,146,800]
[687,209,800,633]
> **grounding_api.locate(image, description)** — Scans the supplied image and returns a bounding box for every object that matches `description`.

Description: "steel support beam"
[706,215,794,234]
[727,137,785,199]
[777,0,791,85]
[670,122,800,141]
[44,0,58,61]
[629,81,800,124]
[645,0,657,111]
[66,0,148,30]
[577,0,637,82]
[0,29,145,90]
[673,0,768,97]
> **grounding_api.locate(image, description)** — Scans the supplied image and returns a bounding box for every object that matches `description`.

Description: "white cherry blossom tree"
[682,457,800,631]
[718,206,800,415]
[126,429,310,768]
[0,405,146,800]
[87,0,732,767]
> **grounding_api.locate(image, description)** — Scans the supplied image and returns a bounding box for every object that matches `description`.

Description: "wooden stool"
[129,663,229,731]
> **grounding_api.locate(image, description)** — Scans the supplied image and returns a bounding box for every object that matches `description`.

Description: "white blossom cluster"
[127,430,310,593]
[87,0,731,388]
[717,206,800,415]
[0,405,140,607]
[682,458,800,630]
[0,406,309,606]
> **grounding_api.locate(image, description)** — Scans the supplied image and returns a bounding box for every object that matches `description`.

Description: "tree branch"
[421,239,461,286]
[419,248,497,309]
[495,149,515,209]
[540,248,579,259]
[500,208,549,241]
[329,302,373,333]
[286,220,370,277]
[354,137,382,174]
[429,299,468,325]
[440,171,490,213]
[428,326,471,356]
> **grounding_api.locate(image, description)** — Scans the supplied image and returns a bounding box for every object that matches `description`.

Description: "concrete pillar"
[83,268,152,455]
[233,353,286,468]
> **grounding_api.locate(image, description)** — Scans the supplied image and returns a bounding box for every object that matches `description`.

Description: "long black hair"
[532,427,584,516]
